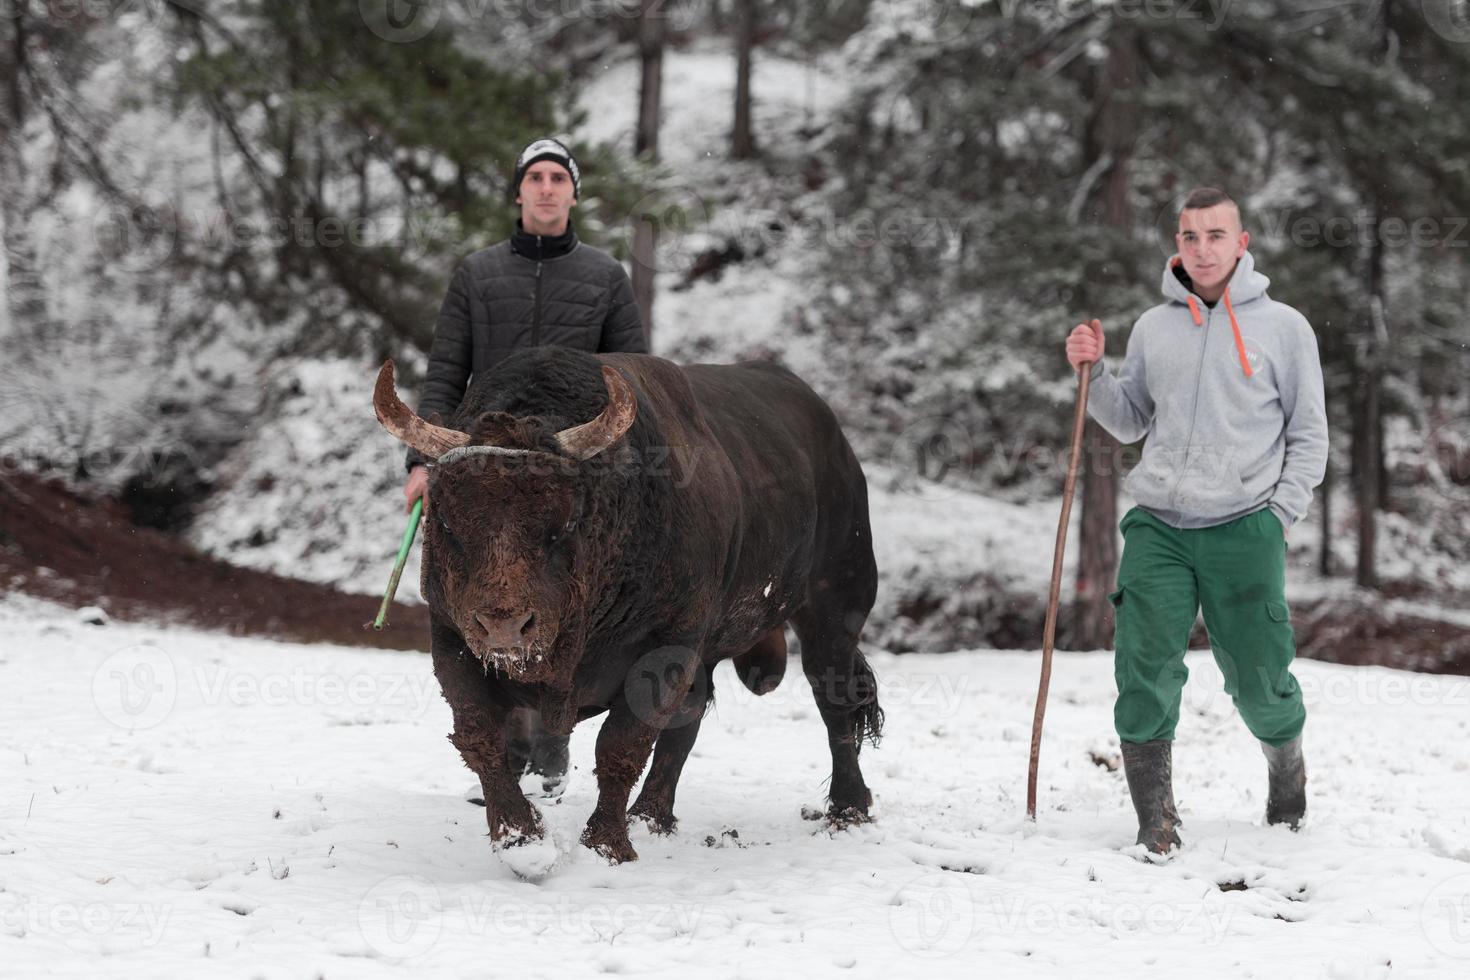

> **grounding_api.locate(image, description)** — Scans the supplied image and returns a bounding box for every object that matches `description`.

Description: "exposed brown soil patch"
[0,471,429,650]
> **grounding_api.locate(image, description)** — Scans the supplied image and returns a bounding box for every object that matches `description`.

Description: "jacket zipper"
[1167,303,1211,515]
[532,234,544,347]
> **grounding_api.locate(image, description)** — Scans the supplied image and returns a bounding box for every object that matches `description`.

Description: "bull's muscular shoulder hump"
[595,355,826,450]
[681,360,813,404]
[596,353,711,435]
[680,360,840,453]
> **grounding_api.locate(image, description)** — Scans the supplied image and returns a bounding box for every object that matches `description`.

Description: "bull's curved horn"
[373,360,470,461]
[555,365,637,460]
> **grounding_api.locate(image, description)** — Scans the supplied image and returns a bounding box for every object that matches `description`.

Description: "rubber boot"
[1261,735,1306,829]
[1121,739,1183,855]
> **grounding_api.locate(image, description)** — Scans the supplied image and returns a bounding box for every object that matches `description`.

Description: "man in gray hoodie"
[1065,187,1329,856]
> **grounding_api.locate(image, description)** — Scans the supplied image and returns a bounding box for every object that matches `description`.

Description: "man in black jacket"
[402,136,647,796]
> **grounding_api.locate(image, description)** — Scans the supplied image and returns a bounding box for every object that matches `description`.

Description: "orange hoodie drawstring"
[1186,296,1203,326]
[1223,288,1254,378]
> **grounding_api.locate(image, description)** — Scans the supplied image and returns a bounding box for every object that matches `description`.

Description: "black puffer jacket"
[407,221,647,469]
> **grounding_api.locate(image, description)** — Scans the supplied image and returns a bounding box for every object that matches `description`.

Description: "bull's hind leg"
[629,666,715,834]
[791,538,883,826]
[431,620,543,846]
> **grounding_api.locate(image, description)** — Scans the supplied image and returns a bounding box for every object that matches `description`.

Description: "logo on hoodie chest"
[1236,337,1267,375]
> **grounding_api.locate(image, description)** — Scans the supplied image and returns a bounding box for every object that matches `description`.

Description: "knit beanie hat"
[511,137,580,201]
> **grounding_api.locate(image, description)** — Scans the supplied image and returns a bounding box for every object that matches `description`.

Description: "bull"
[374,347,882,866]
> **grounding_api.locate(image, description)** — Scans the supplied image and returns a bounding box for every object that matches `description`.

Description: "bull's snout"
[474,609,537,649]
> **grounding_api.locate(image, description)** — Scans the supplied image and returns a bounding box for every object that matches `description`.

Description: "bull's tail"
[848,651,884,750]
[734,626,788,696]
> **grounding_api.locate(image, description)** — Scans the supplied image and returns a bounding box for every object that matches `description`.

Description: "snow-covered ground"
[4,595,1469,978]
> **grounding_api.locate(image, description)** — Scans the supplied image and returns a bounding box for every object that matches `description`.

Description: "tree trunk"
[1352,195,1389,589]
[1071,25,1139,651]
[1319,445,1334,576]
[731,0,757,160]
[1376,404,1389,509]
[631,0,664,342]
[631,216,656,347]
[3,0,20,128]
[1354,5,1391,591]
[635,1,663,159]
[1,2,46,341]
[1353,357,1380,589]
[1354,234,1386,589]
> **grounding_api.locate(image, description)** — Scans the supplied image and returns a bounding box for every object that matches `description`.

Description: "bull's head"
[373,360,637,678]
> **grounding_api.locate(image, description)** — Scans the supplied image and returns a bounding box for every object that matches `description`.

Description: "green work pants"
[1110,506,1305,747]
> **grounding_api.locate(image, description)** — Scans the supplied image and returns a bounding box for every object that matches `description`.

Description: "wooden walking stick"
[1027,322,1096,820]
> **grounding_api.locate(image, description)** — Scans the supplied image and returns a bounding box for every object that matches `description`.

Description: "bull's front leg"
[581,644,702,864]
[430,618,542,846]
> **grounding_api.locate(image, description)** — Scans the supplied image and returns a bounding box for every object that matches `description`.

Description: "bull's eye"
[546,517,576,549]
[438,517,464,554]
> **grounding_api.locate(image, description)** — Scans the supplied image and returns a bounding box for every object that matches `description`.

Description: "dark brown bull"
[375,347,882,866]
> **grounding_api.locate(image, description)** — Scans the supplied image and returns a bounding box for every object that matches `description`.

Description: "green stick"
[372,498,422,630]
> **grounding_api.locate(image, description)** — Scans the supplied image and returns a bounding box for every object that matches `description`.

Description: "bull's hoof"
[489,805,544,844]
[1136,820,1183,856]
[494,833,560,880]
[825,804,872,830]
[628,794,677,834]
[628,803,678,836]
[581,827,639,865]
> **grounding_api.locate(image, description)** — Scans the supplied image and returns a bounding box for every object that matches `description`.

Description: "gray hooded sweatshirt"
[1086,250,1328,530]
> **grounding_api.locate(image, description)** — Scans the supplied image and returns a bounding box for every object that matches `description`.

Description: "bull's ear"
[373,360,471,460]
[554,366,637,461]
